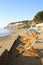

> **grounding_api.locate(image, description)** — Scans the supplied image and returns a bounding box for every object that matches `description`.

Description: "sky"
[0,0,43,28]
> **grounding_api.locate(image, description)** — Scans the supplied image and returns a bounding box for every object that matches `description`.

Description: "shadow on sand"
[6,36,43,65]
[0,49,8,65]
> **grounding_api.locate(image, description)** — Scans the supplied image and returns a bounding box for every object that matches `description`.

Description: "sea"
[0,28,16,37]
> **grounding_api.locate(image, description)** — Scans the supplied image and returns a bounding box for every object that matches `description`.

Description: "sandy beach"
[7,29,43,65]
[0,29,43,65]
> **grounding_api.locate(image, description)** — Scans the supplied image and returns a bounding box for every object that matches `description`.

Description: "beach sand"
[6,30,43,65]
[0,29,43,65]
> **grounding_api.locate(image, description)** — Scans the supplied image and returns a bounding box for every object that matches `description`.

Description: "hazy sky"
[0,0,43,28]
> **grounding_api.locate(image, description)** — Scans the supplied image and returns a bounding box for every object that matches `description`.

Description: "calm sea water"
[0,28,16,37]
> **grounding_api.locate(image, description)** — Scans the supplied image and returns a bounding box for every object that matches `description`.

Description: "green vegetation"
[33,11,43,24]
[23,11,43,28]
[23,22,31,28]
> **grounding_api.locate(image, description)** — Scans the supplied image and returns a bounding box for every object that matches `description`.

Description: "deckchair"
[16,29,40,57]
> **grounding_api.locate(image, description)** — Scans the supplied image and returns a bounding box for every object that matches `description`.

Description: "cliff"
[7,20,32,29]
